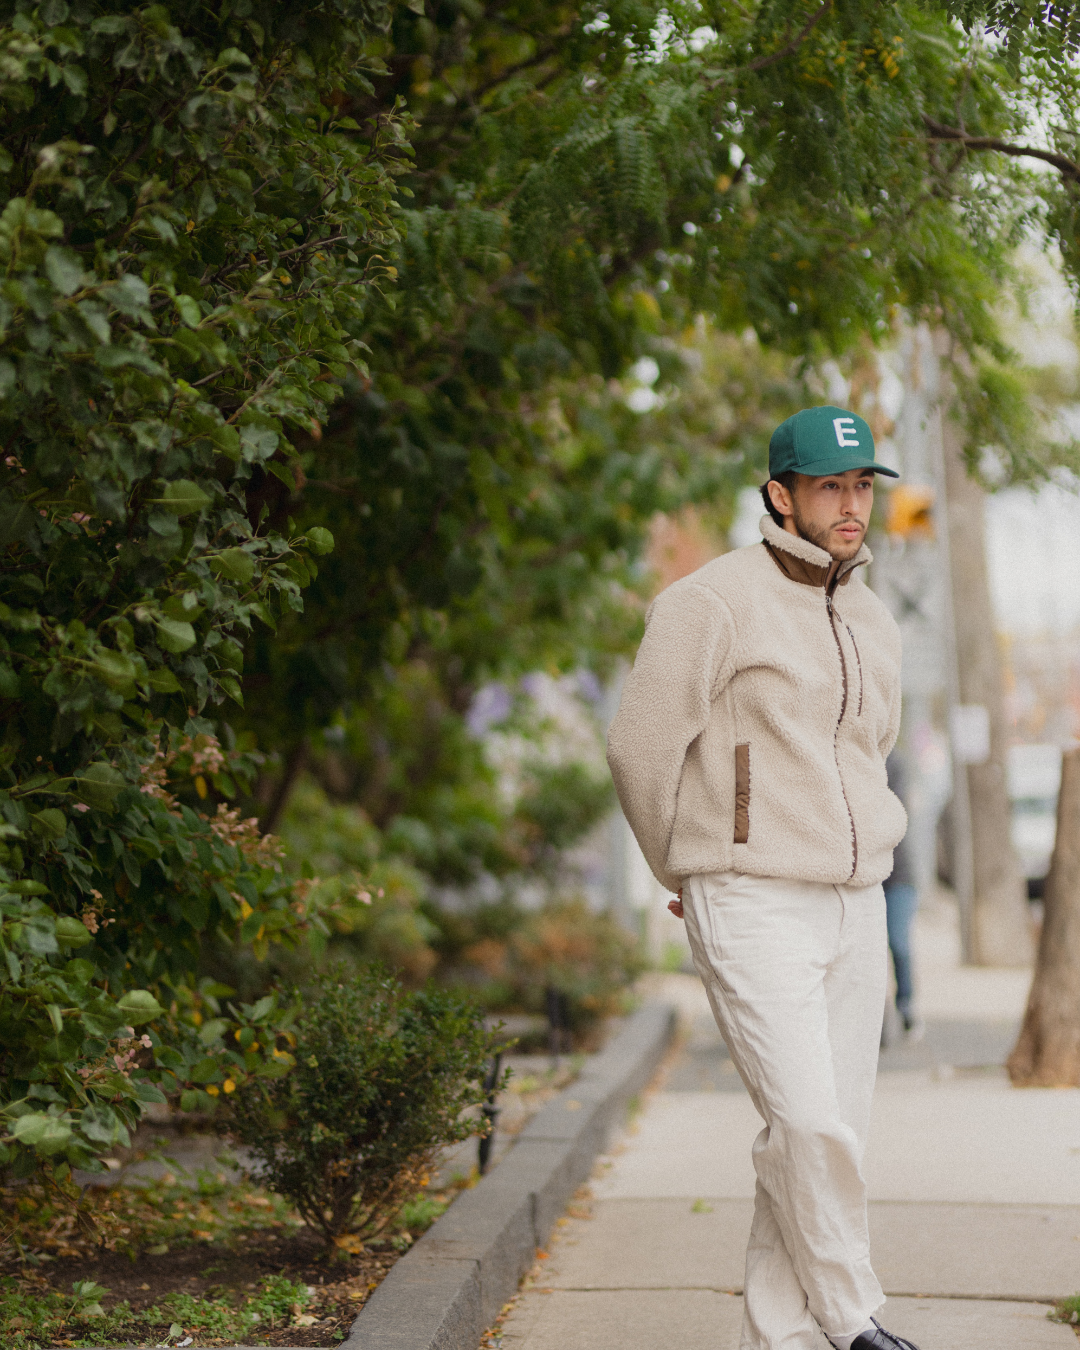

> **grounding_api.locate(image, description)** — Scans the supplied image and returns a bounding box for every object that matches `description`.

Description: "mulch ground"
[9,1230,404,1347]
[0,1053,590,1346]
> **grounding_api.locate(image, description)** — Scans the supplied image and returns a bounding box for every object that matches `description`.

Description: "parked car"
[1007,743,1062,899]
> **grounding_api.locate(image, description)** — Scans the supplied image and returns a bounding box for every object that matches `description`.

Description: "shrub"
[0,0,404,1183]
[441,896,646,1039]
[277,777,440,985]
[222,965,502,1250]
[508,898,646,1033]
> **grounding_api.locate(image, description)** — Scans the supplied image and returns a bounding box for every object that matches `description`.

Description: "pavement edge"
[340,1001,676,1350]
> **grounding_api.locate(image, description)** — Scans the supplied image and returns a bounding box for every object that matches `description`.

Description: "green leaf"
[44,245,85,296]
[209,548,255,583]
[55,916,92,947]
[32,809,68,841]
[74,763,125,811]
[11,1113,73,1154]
[147,666,182,693]
[61,64,88,98]
[174,294,202,327]
[305,527,335,555]
[155,619,197,653]
[162,591,203,620]
[189,1056,222,1083]
[151,480,213,516]
[216,674,244,705]
[211,424,241,460]
[116,990,162,1025]
[80,1105,130,1145]
[91,649,137,690]
[266,461,295,489]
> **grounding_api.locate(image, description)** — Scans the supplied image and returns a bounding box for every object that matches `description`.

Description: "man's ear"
[766,479,794,519]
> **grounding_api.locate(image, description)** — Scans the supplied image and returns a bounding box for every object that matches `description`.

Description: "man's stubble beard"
[790,502,865,563]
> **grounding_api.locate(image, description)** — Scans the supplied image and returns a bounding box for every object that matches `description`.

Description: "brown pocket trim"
[734,743,750,844]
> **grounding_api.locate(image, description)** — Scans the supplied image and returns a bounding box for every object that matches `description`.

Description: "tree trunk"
[941,406,1033,966]
[1008,748,1080,1085]
[258,737,310,835]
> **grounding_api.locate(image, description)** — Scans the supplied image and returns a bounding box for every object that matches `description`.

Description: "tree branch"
[922,114,1080,185]
[719,0,831,82]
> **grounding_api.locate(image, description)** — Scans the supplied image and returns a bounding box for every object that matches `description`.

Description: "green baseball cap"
[768,405,899,480]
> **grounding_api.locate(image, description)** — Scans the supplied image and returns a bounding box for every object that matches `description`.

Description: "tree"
[239,0,1051,861]
[1008,748,1080,1085]
[0,0,408,1187]
[940,360,1033,966]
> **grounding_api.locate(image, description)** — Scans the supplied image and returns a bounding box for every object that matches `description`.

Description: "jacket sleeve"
[606,581,733,893]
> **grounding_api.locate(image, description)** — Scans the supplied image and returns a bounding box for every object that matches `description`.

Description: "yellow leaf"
[194,774,208,799]
[206,1084,220,1097]
[223,1078,236,1094]
[333,1233,364,1253]
[239,899,253,920]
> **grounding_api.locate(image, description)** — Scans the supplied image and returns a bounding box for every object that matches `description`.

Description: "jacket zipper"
[826,592,858,880]
[845,623,864,716]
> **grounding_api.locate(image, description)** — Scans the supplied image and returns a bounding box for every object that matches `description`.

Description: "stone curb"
[340,1002,676,1350]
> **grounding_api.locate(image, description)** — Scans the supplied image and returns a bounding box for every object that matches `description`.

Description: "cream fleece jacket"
[607,516,905,892]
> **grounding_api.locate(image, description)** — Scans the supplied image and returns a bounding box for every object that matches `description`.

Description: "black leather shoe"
[849,1319,921,1350]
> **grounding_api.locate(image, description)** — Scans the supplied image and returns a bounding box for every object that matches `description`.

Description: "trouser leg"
[682,871,888,1350]
[883,882,918,1010]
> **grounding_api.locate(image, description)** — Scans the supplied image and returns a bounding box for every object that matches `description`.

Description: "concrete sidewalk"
[500,891,1080,1349]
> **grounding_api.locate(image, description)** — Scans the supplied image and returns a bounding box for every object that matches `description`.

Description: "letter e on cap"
[833,417,860,448]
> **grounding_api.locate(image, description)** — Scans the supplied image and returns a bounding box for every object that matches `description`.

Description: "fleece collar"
[758,515,871,593]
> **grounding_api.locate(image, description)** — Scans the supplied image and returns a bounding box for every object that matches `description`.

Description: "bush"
[440,896,646,1039]
[222,965,502,1250]
[0,0,405,1183]
[277,777,440,985]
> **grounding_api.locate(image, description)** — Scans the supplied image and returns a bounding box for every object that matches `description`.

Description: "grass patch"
[1052,1294,1080,1326]
[0,1270,312,1349]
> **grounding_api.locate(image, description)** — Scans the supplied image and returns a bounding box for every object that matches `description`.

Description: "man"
[608,406,915,1350]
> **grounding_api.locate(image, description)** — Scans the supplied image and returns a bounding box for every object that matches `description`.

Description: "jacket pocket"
[734,743,750,844]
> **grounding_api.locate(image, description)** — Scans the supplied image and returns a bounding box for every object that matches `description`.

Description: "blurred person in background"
[609,406,918,1350]
[884,752,922,1040]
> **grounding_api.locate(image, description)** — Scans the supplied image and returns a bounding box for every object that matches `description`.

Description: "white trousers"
[682,871,888,1350]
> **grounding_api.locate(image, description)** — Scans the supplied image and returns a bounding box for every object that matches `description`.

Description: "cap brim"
[795,457,900,479]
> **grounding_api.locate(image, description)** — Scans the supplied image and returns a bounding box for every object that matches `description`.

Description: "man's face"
[767,469,875,562]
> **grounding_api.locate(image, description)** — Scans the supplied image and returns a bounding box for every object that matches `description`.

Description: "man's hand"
[668,887,683,919]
